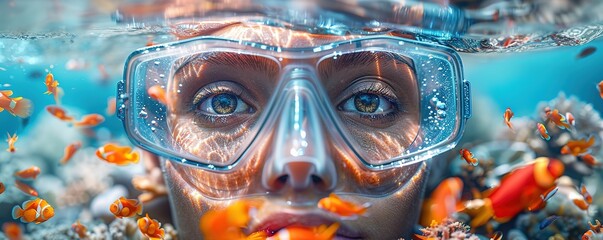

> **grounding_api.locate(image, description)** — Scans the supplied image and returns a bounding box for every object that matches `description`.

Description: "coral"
[417,218,480,240]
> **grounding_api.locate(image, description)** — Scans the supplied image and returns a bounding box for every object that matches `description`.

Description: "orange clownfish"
[96,143,140,166]
[561,136,595,156]
[566,112,575,126]
[0,90,32,118]
[109,196,143,218]
[14,179,38,197]
[46,105,74,122]
[60,141,82,165]
[200,200,263,240]
[12,198,55,224]
[546,108,571,130]
[6,132,17,153]
[581,184,593,205]
[73,114,105,127]
[71,220,88,238]
[44,73,62,104]
[580,154,600,167]
[148,85,168,105]
[419,177,464,226]
[137,213,165,240]
[537,123,550,141]
[459,148,479,166]
[0,181,5,195]
[318,193,370,218]
[266,223,340,240]
[2,222,23,240]
[14,166,41,179]
[106,97,116,116]
[598,80,603,99]
[463,157,564,228]
[503,107,514,130]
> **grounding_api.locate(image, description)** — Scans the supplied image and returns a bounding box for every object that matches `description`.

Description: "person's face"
[161,23,429,239]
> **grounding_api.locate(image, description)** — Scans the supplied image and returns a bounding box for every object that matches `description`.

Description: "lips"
[249,212,363,239]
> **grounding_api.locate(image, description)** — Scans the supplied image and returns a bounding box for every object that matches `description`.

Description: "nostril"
[277,175,289,184]
[311,175,322,184]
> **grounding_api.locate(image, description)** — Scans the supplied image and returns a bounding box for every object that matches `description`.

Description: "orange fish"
[44,72,62,104]
[0,181,5,195]
[137,213,165,240]
[71,220,88,238]
[490,231,503,240]
[537,123,550,141]
[14,166,41,179]
[6,132,17,152]
[2,222,23,240]
[581,184,593,204]
[566,112,575,126]
[318,193,370,218]
[106,97,116,116]
[145,36,156,46]
[97,64,110,83]
[413,235,437,240]
[527,186,558,212]
[148,85,168,105]
[73,114,105,127]
[46,105,74,122]
[580,154,600,167]
[419,177,464,226]
[463,157,564,227]
[109,196,143,218]
[503,107,514,130]
[546,108,571,129]
[200,200,263,239]
[266,223,340,240]
[598,81,603,99]
[0,90,32,118]
[589,220,602,232]
[459,148,479,166]
[14,179,38,197]
[12,198,55,224]
[96,143,140,165]
[560,136,595,156]
[60,141,82,165]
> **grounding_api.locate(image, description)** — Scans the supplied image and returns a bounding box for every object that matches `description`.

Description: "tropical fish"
[0,90,32,118]
[60,141,82,165]
[96,143,140,165]
[503,107,514,130]
[266,223,340,240]
[539,215,559,230]
[106,97,116,116]
[200,200,263,240]
[12,198,55,224]
[6,132,17,152]
[71,220,88,238]
[46,105,74,122]
[109,196,143,218]
[598,81,603,99]
[14,166,41,179]
[318,193,370,218]
[490,231,503,240]
[0,181,5,195]
[589,220,601,232]
[566,112,575,126]
[44,72,62,104]
[146,36,156,46]
[546,108,571,129]
[560,136,595,156]
[2,222,23,240]
[73,114,105,127]
[413,235,437,240]
[14,179,38,197]
[537,123,550,141]
[577,46,596,59]
[148,85,168,105]
[574,197,590,211]
[527,187,558,212]
[580,154,600,167]
[137,213,165,240]
[419,177,464,226]
[581,184,593,204]
[463,157,564,227]
[459,148,479,166]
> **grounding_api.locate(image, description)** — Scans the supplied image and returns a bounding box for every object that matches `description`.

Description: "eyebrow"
[174,52,280,79]
[318,51,415,77]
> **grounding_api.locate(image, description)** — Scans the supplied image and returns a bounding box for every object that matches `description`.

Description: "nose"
[262,68,337,195]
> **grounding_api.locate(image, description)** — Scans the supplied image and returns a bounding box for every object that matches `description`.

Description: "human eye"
[337,79,403,125]
[191,81,256,126]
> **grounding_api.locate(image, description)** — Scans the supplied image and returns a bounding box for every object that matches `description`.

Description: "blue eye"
[340,92,394,114]
[197,93,250,115]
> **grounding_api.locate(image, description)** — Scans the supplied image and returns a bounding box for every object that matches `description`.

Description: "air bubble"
[139,109,148,118]
[159,74,165,78]
[151,120,158,126]
[151,127,156,132]
[437,109,447,119]
[436,101,447,110]
[154,61,160,65]
[428,54,433,59]
[438,67,443,71]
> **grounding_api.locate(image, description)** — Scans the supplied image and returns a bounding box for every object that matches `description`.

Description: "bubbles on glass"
[139,107,148,119]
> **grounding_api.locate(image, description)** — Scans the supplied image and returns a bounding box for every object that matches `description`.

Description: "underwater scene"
[2,0,603,239]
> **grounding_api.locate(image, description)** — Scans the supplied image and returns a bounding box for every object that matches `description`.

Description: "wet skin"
[160,22,429,239]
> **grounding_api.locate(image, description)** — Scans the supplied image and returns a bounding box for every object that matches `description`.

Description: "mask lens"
[317,51,420,165]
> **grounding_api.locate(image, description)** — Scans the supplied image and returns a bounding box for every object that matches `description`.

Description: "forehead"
[174,21,359,48]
